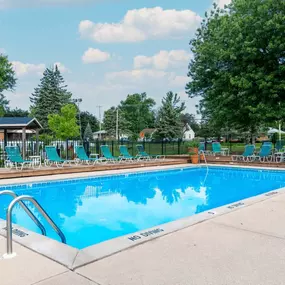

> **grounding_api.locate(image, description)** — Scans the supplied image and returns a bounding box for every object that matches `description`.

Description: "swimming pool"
[1,166,285,249]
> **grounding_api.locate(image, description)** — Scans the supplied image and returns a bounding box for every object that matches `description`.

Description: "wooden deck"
[0,158,189,179]
[205,155,285,168]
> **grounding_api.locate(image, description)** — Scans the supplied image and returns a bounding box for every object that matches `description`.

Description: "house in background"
[93,130,108,140]
[183,124,195,141]
[139,126,195,141]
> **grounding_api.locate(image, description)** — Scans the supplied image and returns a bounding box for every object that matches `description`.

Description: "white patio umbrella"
[268,127,285,140]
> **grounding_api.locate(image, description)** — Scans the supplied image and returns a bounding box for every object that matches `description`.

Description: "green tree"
[30,65,72,131]
[186,0,285,137]
[48,104,80,140]
[83,123,93,141]
[155,92,186,139]
[103,107,130,139]
[180,113,200,133]
[5,108,29,117]
[119,93,156,137]
[80,111,99,135]
[0,54,17,115]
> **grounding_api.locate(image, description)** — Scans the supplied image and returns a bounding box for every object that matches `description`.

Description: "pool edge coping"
[0,163,285,269]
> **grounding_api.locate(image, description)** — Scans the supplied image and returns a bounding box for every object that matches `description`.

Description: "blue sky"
[1,0,230,117]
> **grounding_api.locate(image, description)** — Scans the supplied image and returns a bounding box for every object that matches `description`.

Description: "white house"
[183,124,195,141]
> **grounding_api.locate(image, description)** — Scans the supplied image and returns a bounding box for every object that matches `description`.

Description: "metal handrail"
[5,195,66,256]
[0,190,46,236]
[200,150,208,165]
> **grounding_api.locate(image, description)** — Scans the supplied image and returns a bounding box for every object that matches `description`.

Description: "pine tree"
[84,123,94,141]
[155,92,186,139]
[30,65,72,131]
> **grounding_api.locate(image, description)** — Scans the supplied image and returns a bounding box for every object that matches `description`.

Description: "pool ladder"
[0,191,66,258]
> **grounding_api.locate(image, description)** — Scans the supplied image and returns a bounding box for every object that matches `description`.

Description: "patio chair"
[136,144,165,160]
[5,146,32,170]
[45,146,73,167]
[274,140,285,153]
[198,142,211,155]
[212,142,229,156]
[249,145,272,163]
[119,145,139,162]
[232,145,255,162]
[100,145,125,163]
[75,146,106,165]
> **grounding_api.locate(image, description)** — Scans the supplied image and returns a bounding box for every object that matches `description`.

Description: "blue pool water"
[1,166,285,249]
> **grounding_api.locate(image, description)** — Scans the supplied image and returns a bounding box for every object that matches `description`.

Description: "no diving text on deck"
[128,228,164,242]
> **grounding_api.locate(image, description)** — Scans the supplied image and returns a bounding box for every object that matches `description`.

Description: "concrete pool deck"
[2,180,285,284]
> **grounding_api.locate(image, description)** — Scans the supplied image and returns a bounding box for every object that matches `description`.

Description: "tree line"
[0,56,199,141]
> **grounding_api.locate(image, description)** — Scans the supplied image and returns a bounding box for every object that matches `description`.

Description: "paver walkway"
[2,192,285,284]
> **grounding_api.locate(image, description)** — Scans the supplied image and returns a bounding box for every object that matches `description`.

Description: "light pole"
[96,106,102,140]
[73,98,83,140]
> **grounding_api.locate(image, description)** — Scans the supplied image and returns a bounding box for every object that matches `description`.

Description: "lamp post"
[73,98,83,140]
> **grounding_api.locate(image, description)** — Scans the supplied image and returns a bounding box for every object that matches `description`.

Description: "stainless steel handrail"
[200,150,208,165]
[0,190,46,236]
[5,195,66,256]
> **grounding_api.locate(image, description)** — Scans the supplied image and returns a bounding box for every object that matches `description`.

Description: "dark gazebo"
[0,117,42,158]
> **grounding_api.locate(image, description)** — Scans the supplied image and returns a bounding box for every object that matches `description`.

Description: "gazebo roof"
[0,117,42,129]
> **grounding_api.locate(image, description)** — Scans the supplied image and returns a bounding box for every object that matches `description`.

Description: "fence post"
[66,139,69,160]
[178,140,181,155]
[96,139,99,155]
[161,140,164,155]
[111,141,114,156]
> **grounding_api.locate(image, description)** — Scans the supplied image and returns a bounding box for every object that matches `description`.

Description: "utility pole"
[73,98,83,140]
[116,108,119,140]
[96,105,102,140]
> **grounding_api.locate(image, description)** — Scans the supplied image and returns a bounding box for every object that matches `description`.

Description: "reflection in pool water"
[0,167,285,249]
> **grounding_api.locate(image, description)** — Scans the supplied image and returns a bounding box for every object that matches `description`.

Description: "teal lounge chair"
[250,144,272,163]
[5,146,32,170]
[45,146,72,167]
[100,145,124,163]
[212,142,222,155]
[274,140,284,153]
[75,146,106,165]
[212,142,229,156]
[119,145,138,162]
[232,145,255,162]
[136,144,165,160]
[198,142,211,155]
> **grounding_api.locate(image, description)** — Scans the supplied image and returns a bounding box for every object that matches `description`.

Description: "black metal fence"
[0,139,191,167]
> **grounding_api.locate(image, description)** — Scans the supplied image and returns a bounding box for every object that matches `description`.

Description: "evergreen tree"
[80,111,99,134]
[155,92,186,139]
[0,53,17,115]
[83,123,94,141]
[30,65,72,131]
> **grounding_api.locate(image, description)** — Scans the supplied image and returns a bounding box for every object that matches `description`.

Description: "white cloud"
[134,50,192,70]
[54,62,70,73]
[169,75,189,87]
[105,69,190,90]
[82,48,111,64]
[105,69,169,84]
[79,7,202,43]
[11,61,45,77]
[215,0,232,8]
